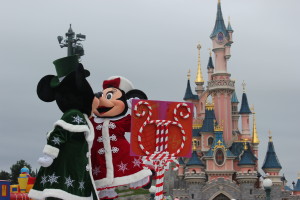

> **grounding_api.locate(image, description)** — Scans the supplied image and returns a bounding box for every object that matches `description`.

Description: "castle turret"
[183,70,199,102]
[207,0,235,145]
[231,91,239,133]
[178,157,185,177]
[200,100,216,151]
[227,16,234,39]
[236,142,258,199]
[239,81,252,141]
[195,43,204,97]
[262,132,282,187]
[207,51,214,81]
[184,143,206,197]
[293,173,300,196]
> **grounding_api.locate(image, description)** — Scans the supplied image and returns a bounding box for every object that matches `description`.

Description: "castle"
[164,1,300,199]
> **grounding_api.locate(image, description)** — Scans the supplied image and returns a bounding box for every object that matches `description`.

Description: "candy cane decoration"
[134,101,191,200]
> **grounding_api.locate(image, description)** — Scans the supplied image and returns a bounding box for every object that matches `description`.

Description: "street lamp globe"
[149,186,156,193]
[263,178,273,189]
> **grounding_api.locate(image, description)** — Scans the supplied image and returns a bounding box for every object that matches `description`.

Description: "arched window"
[215,149,225,165]
[218,32,224,42]
[208,137,214,146]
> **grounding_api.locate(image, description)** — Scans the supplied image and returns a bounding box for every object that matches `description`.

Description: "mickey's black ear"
[37,75,56,102]
[126,89,148,100]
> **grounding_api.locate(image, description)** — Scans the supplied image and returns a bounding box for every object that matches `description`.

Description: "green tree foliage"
[10,160,33,184]
[0,170,11,180]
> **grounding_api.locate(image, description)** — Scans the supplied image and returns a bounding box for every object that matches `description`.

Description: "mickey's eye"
[106,92,113,100]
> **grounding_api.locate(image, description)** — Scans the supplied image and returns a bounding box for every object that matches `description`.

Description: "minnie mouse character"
[91,76,152,199]
[29,55,99,200]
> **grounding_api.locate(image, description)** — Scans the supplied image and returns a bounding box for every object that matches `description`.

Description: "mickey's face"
[93,87,127,118]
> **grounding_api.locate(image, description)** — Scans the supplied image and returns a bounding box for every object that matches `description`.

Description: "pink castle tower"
[207,0,235,146]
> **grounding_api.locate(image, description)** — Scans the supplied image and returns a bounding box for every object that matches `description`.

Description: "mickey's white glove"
[38,154,54,167]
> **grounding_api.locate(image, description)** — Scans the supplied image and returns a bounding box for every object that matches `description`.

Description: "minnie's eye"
[106,92,113,100]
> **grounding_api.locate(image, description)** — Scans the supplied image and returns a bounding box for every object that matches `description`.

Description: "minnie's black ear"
[126,89,148,100]
[37,75,56,102]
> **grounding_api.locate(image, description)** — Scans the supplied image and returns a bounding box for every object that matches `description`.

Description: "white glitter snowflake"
[79,181,85,190]
[52,137,61,145]
[40,175,48,186]
[93,166,101,176]
[132,158,142,168]
[118,161,128,173]
[72,115,84,125]
[64,176,75,188]
[48,173,59,185]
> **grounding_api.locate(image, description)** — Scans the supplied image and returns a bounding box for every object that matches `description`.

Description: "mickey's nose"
[95,92,103,98]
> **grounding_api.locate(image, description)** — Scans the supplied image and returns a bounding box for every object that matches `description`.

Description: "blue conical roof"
[210,1,229,39]
[178,157,185,165]
[207,55,214,69]
[200,107,216,132]
[294,179,300,191]
[193,128,201,137]
[238,147,256,166]
[262,140,282,169]
[239,92,252,114]
[227,21,233,32]
[231,91,239,103]
[186,151,204,166]
[183,79,199,101]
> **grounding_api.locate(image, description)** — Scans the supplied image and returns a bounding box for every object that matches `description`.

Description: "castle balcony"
[207,79,235,92]
[184,172,206,184]
[236,171,258,183]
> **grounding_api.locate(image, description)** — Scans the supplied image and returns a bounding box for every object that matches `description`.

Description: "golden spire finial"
[218,0,221,4]
[187,69,191,80]
[193,139,197,151]
[251,105,260,144]
[268,129,272,142]
[208,48,212,57]
[228,16,231,23]
[242,80,246,93]
[195,43,204,83]
[243,139,248,150]
[214,120,224,132]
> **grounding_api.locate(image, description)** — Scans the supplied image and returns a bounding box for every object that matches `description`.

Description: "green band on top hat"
[50,55,89,88]
[53,55,79,78]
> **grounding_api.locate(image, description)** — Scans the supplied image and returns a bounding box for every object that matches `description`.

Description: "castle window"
[215,149,225,165]
[208,137,214,146]
[250,189,253,194]
[218,32,224,41]
[191,194,194,199]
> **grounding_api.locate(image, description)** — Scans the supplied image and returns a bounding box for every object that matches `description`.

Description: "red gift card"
[130,99,193,157]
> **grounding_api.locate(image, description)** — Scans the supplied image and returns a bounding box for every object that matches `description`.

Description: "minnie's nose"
[95,92,103,98]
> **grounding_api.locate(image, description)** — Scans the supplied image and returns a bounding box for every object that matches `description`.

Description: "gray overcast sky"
[0,0,299,187]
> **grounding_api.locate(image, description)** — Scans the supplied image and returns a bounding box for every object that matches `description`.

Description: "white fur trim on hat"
[106,76,134,93]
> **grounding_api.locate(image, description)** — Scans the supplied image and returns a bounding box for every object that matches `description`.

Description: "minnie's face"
[93,87,126,117]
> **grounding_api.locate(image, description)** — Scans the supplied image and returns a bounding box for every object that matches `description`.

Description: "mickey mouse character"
[29,55,99,200]
[91,76,152,200]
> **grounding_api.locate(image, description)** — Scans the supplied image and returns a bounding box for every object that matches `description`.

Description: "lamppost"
[263,177,273,200]
[149,186,156,200]
[57,24,86,58]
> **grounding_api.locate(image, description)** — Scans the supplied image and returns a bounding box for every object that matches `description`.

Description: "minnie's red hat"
[103,76,134,93]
